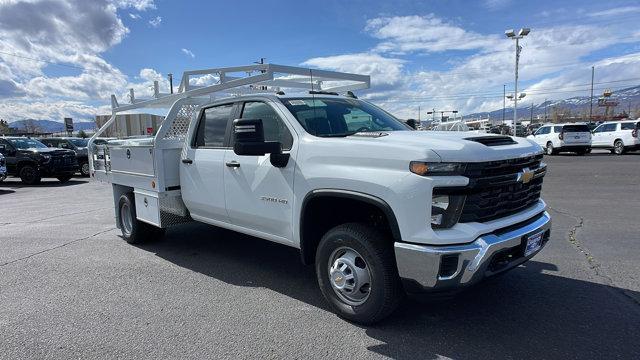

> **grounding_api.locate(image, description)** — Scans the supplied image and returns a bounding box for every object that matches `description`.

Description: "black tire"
[575,149,587,156]
[117,193,165,244]
[80,162,90,176]
[57,176,72,183]
[19,165,41,185]
[545,142,556,156]
[315,223,403,324]
[613,140,625,155]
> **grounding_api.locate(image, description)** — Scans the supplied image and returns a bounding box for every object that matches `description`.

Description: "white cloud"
[148,16,162,28]
[0,0,158,120]
[181,48,195,58]
[366,15,501,54]
[303,14,640,119]
[589,6,640,17]
[129,13,141,19]
[483,0,511,10]
[114,0,156,11]
[303,53,405,86]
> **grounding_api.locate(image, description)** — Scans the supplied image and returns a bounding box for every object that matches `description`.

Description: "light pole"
[505,27,530,136]
[506,92,526,134]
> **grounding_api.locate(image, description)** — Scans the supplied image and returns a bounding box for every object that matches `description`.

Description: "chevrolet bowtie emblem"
[517,168,535,184]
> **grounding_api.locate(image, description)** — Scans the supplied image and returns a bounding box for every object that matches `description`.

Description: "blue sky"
[1,0,639,121]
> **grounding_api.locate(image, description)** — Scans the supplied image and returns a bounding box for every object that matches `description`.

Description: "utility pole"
[503,84,506,125]
[168,73,173,94]
[418,106,421,122]
[530,103,534,122]
[505,28,529,136]
[589,66,594,123]
[544,98,547,122]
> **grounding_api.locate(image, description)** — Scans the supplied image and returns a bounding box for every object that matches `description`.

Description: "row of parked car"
[0,136,91,185]
[526,119,640,155]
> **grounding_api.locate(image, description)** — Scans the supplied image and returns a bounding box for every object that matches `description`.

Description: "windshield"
[8,138,47,149]
[69,138,88,147]
[281,97,409,137]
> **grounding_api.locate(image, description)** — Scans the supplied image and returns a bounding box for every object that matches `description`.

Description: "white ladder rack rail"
[89,64,370,184]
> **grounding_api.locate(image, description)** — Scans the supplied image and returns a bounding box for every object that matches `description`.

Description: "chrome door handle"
[225,161,240,168]
[182,158,193,164]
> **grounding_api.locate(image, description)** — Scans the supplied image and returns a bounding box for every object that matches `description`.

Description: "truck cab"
[89,64,551,324]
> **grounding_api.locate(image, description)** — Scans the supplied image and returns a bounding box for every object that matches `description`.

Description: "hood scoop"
[465,136,517,146]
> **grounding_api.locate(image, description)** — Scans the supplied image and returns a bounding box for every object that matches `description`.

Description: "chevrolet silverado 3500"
[89,64,550,324]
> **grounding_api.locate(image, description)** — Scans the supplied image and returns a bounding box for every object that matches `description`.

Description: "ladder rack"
[111,63,370,113]
[89,64,370,184]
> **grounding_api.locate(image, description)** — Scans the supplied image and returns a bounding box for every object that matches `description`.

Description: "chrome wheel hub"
[328,247,372,305]
[120,203,133,236]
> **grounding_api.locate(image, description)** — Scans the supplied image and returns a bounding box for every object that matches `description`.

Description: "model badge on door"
[260,196,288,205]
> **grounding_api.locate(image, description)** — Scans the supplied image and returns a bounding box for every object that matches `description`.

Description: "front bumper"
[39,162,78,176]
[394,211,551,293]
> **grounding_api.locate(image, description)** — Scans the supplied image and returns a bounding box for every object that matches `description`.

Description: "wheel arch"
[299,189,401,265]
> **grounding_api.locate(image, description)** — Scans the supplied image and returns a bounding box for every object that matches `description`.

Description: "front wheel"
[315,223,403,324]
[19,165,41,185]
[80,162,90,176]
[118,193,165,244]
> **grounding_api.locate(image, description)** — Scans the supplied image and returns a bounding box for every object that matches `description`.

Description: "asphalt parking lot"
[1,152,639,359]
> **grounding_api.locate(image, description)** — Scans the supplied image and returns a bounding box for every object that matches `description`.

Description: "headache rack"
[88,64,369,228]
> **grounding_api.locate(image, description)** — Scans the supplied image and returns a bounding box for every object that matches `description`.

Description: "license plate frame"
[524,231,544,257]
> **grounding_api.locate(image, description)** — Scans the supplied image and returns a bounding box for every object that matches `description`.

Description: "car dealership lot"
[1,153,639,359]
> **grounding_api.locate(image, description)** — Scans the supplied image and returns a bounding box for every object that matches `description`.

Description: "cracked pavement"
[1,153,639,359]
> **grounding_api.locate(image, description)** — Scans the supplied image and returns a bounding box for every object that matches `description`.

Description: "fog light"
[430,193,466,229]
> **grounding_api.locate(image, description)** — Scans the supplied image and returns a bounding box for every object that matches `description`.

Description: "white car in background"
[591,120,640,155]
[527,123,592,155]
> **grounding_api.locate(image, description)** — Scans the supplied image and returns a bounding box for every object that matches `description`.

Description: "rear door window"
[553,126,562,133]
[194,103,234,148]
[536,127,550,135]
[603,123,617,132]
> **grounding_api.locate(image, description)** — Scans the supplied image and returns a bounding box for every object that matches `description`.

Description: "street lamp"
[505,27,530,136]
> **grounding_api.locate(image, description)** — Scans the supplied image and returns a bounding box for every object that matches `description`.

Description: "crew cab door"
[180,103,236,223]
[223,100,297,243]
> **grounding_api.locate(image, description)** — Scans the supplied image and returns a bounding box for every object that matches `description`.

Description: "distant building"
[95,113,164,137]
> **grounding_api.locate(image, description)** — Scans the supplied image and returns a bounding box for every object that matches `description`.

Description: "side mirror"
[233,119,281,156]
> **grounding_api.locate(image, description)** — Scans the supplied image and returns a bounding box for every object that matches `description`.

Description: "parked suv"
[0,153,6,182]
[591,120,640,155]
[527,123,592,155]
[0,137,78,184]
[39,137,90,176]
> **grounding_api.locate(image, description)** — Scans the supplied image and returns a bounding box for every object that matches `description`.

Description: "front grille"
[458,154,545,223]
[52,155,76,166]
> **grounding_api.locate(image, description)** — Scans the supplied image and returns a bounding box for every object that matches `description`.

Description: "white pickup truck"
[90,64,551,324]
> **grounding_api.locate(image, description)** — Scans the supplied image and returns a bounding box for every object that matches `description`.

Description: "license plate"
[524,231,544,257]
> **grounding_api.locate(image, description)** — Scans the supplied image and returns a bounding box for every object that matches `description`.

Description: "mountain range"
[464,85,640,121]
[8,119,96,133]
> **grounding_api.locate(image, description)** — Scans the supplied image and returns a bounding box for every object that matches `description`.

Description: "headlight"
[410,161,466,176]
[430,193,466,229]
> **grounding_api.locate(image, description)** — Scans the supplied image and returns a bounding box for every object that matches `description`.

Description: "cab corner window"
[241,101,293,151]
[195,103,233,148]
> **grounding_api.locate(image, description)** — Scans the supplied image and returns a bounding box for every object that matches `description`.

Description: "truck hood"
[345,131,543,162]
[18,148,75,156]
